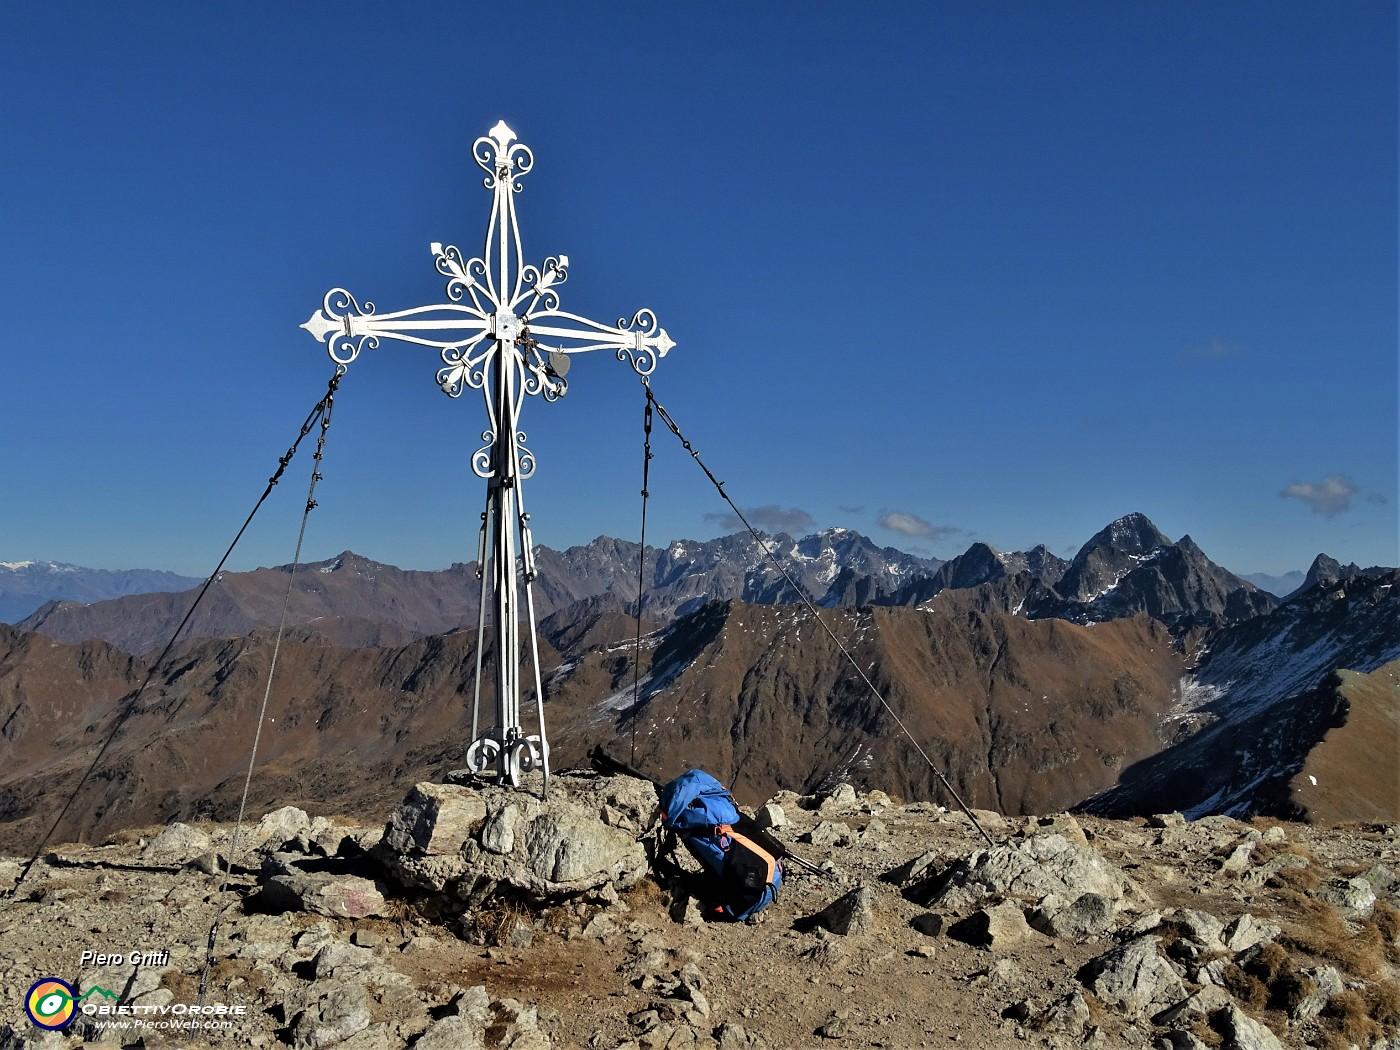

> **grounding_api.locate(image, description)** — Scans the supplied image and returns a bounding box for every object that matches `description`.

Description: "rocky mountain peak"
[1085,512,1171,557]
[1305,553,1345,588]
[292,551,382,574]
[1055,513,1171,604]
[792,527,876,566]
[944,542,1007,586]
[1294,552,1390,597]
[1176,534,1202,555]
[1022,544,1070,587]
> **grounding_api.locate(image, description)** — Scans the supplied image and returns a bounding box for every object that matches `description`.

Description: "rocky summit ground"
[0,772,1397,1050]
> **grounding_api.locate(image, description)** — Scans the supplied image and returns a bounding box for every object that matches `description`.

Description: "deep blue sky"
[2,2,1395,578]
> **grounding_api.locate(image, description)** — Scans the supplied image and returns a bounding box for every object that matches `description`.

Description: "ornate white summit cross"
[301,121,674,787]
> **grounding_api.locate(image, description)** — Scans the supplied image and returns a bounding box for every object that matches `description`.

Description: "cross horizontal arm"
[524,308,674,375]
[301,292,492,364]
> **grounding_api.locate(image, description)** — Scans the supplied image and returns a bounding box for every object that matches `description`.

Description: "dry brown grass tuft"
[1280,896,1386,980]
[537,903,576,936]
[1271,967,1317,1016]
[207,956,271,997]
[159,967,199,1000]
[1079,990,1108,1026]
[623,874,668,915]
[1333,860,1372,878]
[1269,864,1321,893]
[490,899,535,944]
[1222,942,1318,1015]
[1243,941,1291,985]
[1190,1014,1225,1047]
[455,896,537,947]
[1371,979,1400,1029]
[1247,839,1322,892]
[1250,838,1314,863]
[1221,963,1268,1010]
[1324,989,1382,1044]
[1372,900,1400,965]
[377,894,416,923]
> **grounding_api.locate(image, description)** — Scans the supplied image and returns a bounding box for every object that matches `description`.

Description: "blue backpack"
[658,770,783,921]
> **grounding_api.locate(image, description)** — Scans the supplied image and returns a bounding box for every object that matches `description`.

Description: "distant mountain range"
[7,522,1385,640]
[4,513,1306,653]
[0,561,199,624]
[2,531,944,647]
[0,512,1394,847]
[7,519,1379,645]
[1240,570,1306,597]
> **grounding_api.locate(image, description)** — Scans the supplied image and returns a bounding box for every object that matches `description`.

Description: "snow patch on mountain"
[1164,676,1225,724]
[593,631,695,720]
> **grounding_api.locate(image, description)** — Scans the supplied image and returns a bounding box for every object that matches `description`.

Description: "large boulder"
[376,772,658,904]
[1078,935,1186,1021]
[1314,875,1377,919]
[924,833,1146,913]
[381,784,487,856]
[289,981,373,1049]
[1027,891,1118,942]
[251,805,313,852]
[141,821,212,863]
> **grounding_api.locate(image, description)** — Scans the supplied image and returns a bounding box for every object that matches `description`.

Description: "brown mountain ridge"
[0,600,1185,853]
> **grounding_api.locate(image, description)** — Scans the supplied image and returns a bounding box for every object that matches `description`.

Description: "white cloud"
[1279,474,1359,518]
[877,510,960,542]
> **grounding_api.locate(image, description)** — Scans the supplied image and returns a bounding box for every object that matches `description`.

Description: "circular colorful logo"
[25,978,77,1030]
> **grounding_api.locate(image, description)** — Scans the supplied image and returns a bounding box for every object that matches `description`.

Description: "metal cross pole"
[300,121,674,789]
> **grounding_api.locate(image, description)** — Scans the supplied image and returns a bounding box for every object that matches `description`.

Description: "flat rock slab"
[261,872,389,919]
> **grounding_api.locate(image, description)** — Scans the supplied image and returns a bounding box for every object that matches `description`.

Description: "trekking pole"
[737,821,840,882]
